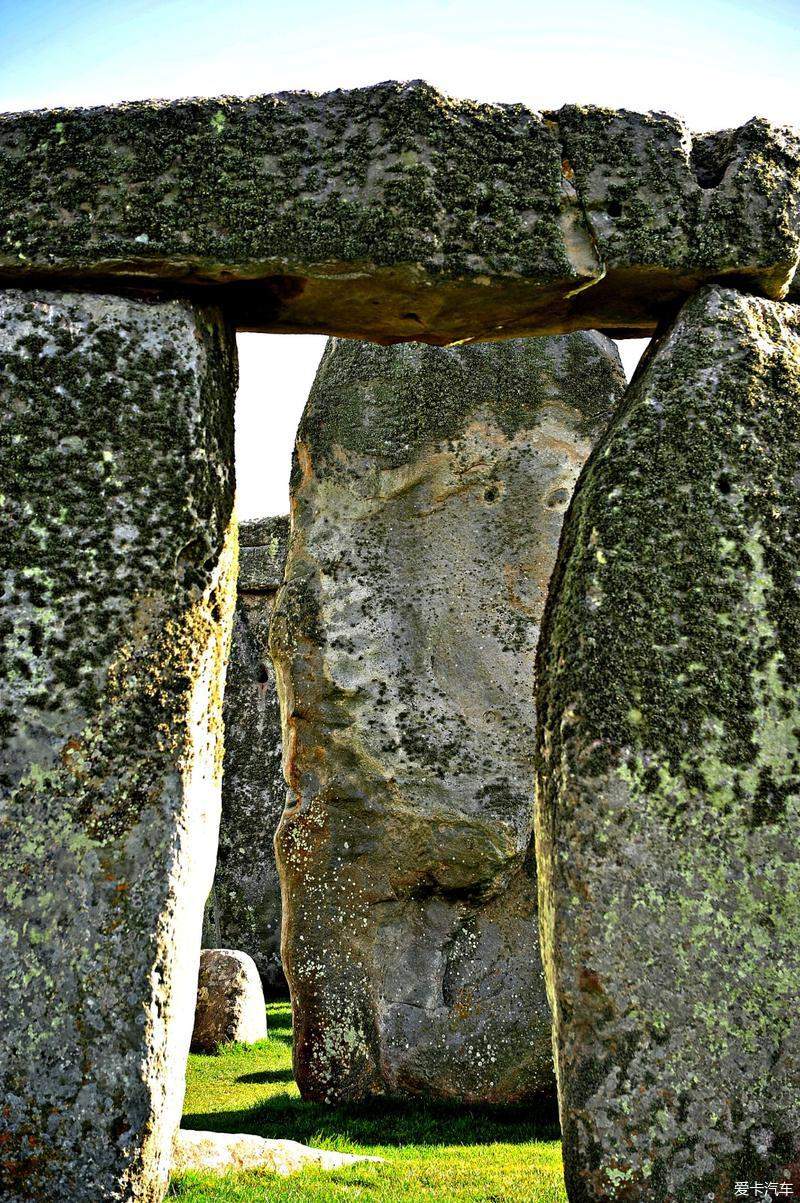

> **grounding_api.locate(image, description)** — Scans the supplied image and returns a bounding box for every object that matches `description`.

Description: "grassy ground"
[170,1002,566,1202]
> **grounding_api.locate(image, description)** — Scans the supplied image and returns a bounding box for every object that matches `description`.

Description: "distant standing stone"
[271,332,626,1106]
[203,516,289,990]
[191,949,268,1053]
[536,287,800,1201]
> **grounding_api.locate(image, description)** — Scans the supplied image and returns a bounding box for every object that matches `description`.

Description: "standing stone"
[0,291,237,1203]
[270,333,626,1105]
[191,949,268,1052]
[203,516,289,990]
[536,287,800,1201]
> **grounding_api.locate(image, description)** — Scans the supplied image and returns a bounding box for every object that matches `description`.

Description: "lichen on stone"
[0,84,797,340]
[535,286,800,1201]
[0,289,237,1203]
[271,330,626,1108]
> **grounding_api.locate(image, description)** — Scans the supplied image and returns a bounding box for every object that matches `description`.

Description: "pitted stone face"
[0,289,237,1203]
[535,287,800,1201]
[0,82,798,341]
[269,331,626,1106]
[203,516,289,990]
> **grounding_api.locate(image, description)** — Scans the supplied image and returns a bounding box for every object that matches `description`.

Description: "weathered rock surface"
[0,290,237,1202]
[172,1128,382,1175]
[536,287,800,1201]
[555,107,800,321]
[191,949,267,1052]
[237,515,289,592]
[0,84,798,340]
[270,332,626,1105]
[203,517,288,989]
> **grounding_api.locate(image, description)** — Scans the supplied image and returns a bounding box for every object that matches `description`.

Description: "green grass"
[170,1001,567,1202]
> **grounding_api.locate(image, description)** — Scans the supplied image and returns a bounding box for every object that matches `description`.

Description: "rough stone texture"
[270,332,626,1105]
[191,949,268,1052]
[237,515,289,591]
[0,83,798,340]
[535,287,800,1201]
[203,517,289,989]
[555,108,800,323]
[172,1129,382,1175]
[0,290,237,1203]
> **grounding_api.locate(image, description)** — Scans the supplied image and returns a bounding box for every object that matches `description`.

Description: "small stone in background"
[191,949,267,1053]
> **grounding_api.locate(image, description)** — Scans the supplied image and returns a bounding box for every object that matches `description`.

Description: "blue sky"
[3,0,798,514]
[3,0,798,127]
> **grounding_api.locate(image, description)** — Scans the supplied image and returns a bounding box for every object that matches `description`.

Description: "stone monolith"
[536,287,800,1201]
[270,332,626,1105]
[203,516,288,989]
[0,290,237,1203]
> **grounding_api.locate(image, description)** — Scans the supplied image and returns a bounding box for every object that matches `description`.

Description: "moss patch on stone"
[0,82,571,283]
[296,332,625,471]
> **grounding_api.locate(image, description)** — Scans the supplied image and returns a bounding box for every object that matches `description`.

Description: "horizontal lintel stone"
[1,81,798,341]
